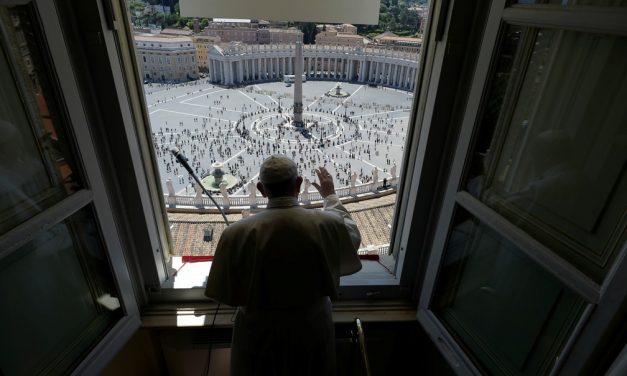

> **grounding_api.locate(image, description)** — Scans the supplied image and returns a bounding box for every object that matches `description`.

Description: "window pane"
[0,6,82,234]
[432,208,586,375]
[0,206,123,375]
[465,25,627,283]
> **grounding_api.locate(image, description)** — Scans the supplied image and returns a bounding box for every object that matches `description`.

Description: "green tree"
[177,17,190,28]
[200,18,209,29]
[295,22,316,44]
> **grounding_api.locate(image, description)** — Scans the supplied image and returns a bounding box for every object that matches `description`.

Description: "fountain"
[200,162,238,192]
[326,82,349,98]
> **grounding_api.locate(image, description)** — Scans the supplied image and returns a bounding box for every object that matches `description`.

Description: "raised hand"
[312,166,336,198]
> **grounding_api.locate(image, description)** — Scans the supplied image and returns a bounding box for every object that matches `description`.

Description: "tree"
[295,22,316,44]
[200,18,209,29]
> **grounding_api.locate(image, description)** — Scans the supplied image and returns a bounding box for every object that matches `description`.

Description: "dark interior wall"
[103,321,454,375]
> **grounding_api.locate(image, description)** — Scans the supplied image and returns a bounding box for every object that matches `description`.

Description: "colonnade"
[207,44,419,91]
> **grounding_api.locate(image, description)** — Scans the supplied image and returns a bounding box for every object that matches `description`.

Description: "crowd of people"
[149,82,411,197]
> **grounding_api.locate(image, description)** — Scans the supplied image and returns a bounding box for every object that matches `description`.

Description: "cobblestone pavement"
[167,194,397,256]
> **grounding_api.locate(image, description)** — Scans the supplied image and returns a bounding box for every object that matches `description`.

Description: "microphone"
[170,147,194,175]
[170,147,230,226]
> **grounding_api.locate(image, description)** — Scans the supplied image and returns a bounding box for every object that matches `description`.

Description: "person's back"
[205,156,361,375]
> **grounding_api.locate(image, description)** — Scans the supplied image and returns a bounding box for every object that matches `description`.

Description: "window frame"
[104,0,449,303]
[415,0,627,374]
[0,0,140,373]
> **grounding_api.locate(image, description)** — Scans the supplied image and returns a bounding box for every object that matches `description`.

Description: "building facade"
[206,43,419,91]
[134,34,199,82]
[202,19,259,44]
[315,30,367,47]
[373,31,423,53]
[257,28,300,44]
[315,23,366,46]
[193,35,220,72]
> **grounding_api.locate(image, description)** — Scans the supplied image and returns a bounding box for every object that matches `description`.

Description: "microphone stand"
[171,148,225,375]
[170,148,230,226]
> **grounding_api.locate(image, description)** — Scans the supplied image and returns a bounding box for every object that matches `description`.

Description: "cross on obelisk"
[293,32,304,127]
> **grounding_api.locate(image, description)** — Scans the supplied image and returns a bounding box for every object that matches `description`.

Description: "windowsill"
[161,255,398,289]
[140,298,417,328]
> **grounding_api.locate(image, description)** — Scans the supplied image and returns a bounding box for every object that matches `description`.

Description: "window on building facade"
[126,1,430,294]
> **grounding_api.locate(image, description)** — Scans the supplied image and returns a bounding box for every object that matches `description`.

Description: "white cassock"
[205,194,362,375]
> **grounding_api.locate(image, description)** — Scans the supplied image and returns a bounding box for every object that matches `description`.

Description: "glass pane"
[433,208,586,375]
[512,0,627,6]
[465,25,627,283]
[0,206,123,375]
[0,5,82,235]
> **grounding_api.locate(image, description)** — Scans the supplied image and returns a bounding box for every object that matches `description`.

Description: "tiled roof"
[167,195,396,256]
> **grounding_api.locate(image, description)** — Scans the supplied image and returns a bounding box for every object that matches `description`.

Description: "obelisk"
[293,33,304,127]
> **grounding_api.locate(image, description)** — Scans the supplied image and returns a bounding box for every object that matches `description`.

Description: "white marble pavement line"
[238,90,269,110]
[356,140,405,147]
[156,138,219,147]
[222,148,247,165]
[349,109,408,118]
[178,88,228,104]
[332,144,388,174]
[147,87,221,108]
[332,84,364,114]
[265,95,282,111]
[180,102,246,113]
[149,109,235,126]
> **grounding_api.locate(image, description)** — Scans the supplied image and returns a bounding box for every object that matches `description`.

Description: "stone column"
[194,183,204,206]
[392,64,398,87]
[359,60,365,82]
[402,66,408,88]
[349,172,357,196]
[282,56,286,75]
[219,181,230,209]
[390,163,398,186]
[248,181,258,208]
[301,178,311,204]
[371,167,379,192]
[166,178,176,206]
[293,36,304,126]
